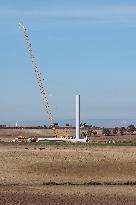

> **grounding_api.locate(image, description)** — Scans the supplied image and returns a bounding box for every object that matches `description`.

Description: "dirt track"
[0,143,136,204]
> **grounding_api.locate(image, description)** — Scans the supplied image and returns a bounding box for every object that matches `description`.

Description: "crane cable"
[19,23,57,137]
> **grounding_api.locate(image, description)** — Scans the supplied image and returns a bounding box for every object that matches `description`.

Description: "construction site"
[17,23,89,144]
[0,24,136,205]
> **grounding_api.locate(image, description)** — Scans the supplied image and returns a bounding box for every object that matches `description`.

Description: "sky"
[1,0,136,125]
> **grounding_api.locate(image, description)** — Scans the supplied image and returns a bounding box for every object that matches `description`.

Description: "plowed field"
[0,144,136,204]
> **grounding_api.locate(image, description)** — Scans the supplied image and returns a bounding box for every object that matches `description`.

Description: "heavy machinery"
[19,23,89,143]
[19,23,58,137]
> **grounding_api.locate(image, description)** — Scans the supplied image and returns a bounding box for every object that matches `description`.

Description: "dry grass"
[0,185,136,205]
[0,143,136,204]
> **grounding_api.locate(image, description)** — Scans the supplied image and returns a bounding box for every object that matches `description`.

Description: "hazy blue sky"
[1,0,136,125]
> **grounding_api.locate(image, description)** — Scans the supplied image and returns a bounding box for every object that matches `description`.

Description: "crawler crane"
[19,23,58,137]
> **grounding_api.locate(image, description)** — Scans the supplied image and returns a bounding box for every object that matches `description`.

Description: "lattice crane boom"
[19,23,57,137]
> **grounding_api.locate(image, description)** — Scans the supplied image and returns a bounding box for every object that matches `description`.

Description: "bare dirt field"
[0,143,136,204]
[0,128,76,142]
[1,128,136,144]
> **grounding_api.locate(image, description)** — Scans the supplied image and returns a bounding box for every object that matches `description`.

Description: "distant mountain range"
[57,119,136,128]
[2,119,136,128]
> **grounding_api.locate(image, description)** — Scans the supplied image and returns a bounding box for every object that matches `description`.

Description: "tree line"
[102,124,136,136]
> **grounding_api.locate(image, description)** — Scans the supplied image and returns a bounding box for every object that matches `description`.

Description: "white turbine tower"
[15,121,18,127]
[76,95,80,140]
